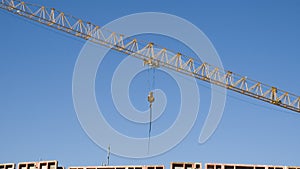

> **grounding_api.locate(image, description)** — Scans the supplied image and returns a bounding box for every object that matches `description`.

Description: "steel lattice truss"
[1,0,299,113]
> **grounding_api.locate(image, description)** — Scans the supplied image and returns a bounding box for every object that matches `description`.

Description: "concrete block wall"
[1,160,300,169]
[18,161,58,169]
[205,163,287,169]
[0,163,15,169]
[171,162,201,169]
[69,165,164,169]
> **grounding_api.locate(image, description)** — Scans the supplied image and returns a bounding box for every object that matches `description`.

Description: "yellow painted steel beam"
[1,0,299,113]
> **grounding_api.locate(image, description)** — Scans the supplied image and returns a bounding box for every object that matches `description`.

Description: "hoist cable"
[148,103,152,154]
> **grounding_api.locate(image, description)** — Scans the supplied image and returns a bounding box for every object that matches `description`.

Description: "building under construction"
[1,161,300,169]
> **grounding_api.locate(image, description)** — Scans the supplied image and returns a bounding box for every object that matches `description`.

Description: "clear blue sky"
[1,0,300,167]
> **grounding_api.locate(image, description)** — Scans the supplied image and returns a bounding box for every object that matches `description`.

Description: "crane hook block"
[148,91,155,104]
